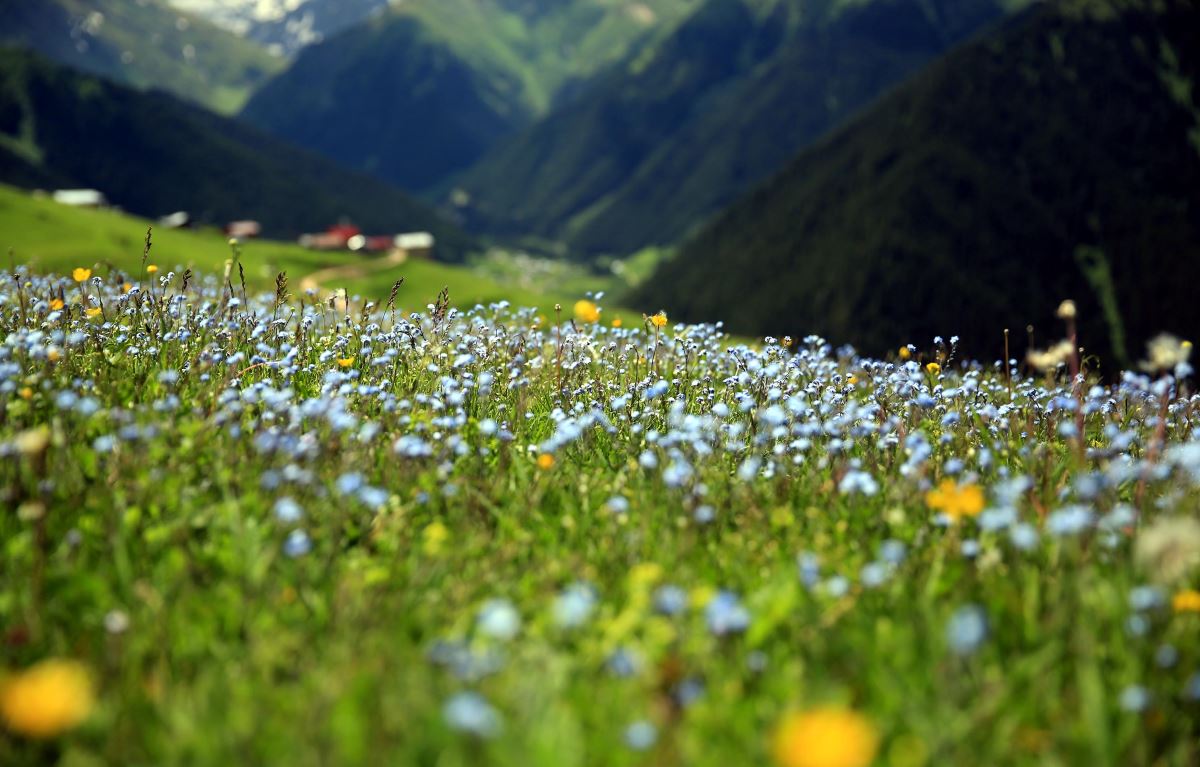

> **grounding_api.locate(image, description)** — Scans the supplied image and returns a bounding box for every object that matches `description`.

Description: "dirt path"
[298,249,409,296]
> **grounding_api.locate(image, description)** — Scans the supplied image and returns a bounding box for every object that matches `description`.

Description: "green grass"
[0,184,643,324]
[0,185,337,282]
[1,261,1199,766]
[609,247,673,289]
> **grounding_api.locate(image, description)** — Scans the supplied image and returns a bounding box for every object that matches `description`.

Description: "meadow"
[0,184,641,325]
[1,252,1199,766]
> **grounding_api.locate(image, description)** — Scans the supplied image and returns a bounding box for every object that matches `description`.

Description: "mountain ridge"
[239,0,697,191]
[167,0,390,55]
[0,48,474,258]
[450,0,1026,257]
[0,0,283,113]
[633,0,1200,369]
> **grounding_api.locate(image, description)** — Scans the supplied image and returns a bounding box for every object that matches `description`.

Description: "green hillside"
[0,183,640,322]
[0,0,282,114]
[635,0,1200,371]
[0,49,474,259]
[0,183,339,284]
[240,0,695,191]
[450,0,1027,257]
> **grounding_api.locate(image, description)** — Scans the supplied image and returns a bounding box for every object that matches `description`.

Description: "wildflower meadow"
[2,257,1200,766]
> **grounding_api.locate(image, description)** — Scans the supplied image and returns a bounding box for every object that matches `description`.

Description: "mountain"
[240,0,696,191]
[0,49,474,258]
[634,0,1200,371]
[0,0,283,114]
[166,0,390,56]
[449,0,1031,257]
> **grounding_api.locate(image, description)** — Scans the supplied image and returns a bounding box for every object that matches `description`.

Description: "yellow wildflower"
[612,317,622,328]
[19,387,33,400]
[0,659,95,739]
[847,376,858,386]
[628,562,663,590]
[71,268,91,283]
[337,357,355,368]
[771,707,879,767]
[146,265,159,274]
[422,521,449,556]
[537,453,556,470]
[925,479,985,523]
[1173,589,1200,613]
[925,362,941,376]
[573,300,600,324]
[649,311,667,328]
[689,584,717,609]
[85,307,102,318]
[898,346,912,360]
[48,299,64,311]
[122,283,133,294]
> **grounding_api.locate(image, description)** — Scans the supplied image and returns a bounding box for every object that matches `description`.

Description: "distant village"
[46,188,436,259]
